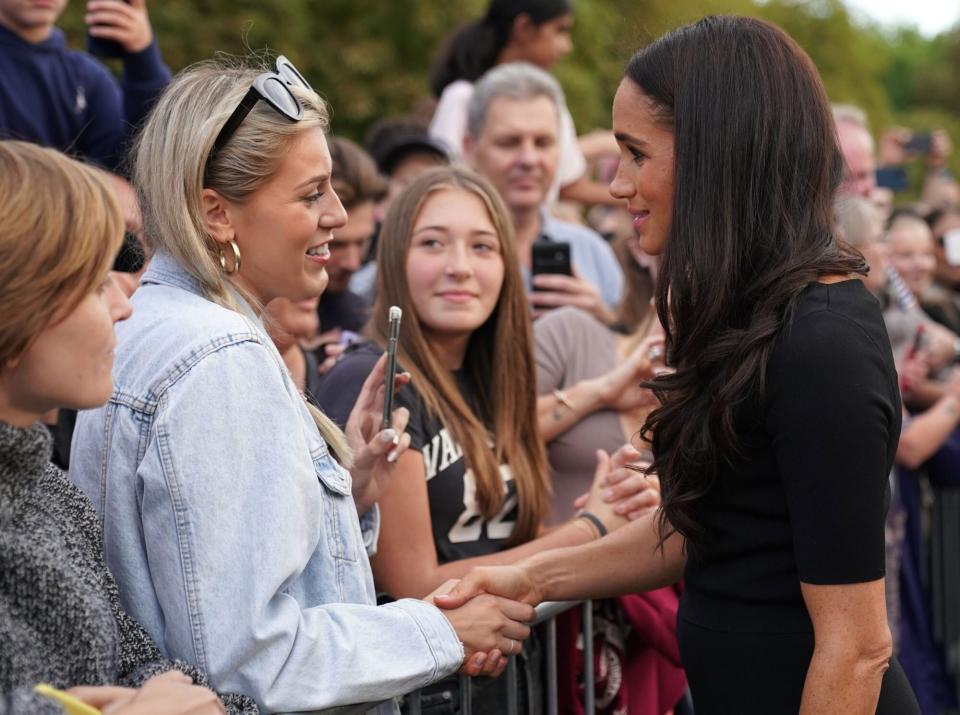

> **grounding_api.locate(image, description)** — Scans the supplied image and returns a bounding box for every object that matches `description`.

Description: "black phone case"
[86,0,132,58]
[531,242,572,276]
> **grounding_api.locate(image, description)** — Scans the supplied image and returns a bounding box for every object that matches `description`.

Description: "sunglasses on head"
[203,55,313,185]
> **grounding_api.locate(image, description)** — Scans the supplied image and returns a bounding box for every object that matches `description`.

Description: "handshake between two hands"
[426,443,659,678]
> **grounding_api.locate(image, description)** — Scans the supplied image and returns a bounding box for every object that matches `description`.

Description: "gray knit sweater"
[0,421,258,714]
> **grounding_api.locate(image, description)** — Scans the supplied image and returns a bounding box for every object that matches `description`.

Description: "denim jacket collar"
[143,250,263,328]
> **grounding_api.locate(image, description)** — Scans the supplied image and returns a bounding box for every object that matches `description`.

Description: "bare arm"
[372,449,637,599]
[898,397,960,469]
[536,378,606,443]
[435,511,686,609]
[559,175,623,207]
[903,378,947,410]
[537,334,663,443]
[798,579,893,715]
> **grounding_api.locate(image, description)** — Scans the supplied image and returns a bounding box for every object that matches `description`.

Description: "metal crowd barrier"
[319,599,593,715]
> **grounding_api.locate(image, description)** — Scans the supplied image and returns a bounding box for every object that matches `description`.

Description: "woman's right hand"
[69,671,225,715]
[434,564,543,612]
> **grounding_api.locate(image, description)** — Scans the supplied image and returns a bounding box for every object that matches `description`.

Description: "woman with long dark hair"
[437,16,921,713]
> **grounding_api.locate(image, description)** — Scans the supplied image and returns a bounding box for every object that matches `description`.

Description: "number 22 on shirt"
[448,466,517,544]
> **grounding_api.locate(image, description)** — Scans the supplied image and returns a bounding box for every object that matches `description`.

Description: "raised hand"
[574,443,661,522]
[596,334,664,412]
[344,353,412,514]
[85,0,154,54]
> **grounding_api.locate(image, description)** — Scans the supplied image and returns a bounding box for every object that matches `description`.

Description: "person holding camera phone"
[317,165,657,712]
[69,59,536,714]
[0,0,170,172]
[877,125,957,206]
[462,62,625,325]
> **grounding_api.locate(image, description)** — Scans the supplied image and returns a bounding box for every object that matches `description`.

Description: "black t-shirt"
[316,342,519,564]
[682,280,901,633]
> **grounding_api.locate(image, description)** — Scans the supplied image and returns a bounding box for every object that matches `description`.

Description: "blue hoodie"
[0,22,170,171]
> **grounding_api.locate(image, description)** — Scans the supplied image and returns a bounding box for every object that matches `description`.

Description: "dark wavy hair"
[633,16,867,545]
[428,0,572,97]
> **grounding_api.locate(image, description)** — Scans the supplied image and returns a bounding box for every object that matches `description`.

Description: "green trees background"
[59,0,959,176]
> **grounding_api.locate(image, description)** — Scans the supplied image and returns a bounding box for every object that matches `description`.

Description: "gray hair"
[834,196,881,248]
[832,103,869,131]
[466,62,565,138]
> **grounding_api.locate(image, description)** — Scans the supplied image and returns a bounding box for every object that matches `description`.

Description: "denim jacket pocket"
[312,448,360,563]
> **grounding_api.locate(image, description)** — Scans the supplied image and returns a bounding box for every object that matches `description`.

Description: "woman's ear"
[510,13,538,46]
[201,188,235,246]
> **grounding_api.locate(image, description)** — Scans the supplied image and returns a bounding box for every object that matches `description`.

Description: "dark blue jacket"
[0,23,170,171]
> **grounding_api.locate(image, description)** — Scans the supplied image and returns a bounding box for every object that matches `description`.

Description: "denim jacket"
[70,252,463,714]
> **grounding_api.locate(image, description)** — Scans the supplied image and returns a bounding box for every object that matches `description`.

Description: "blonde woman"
[70,58,533,714]
[0,141,254,714]
[318,166,647,711]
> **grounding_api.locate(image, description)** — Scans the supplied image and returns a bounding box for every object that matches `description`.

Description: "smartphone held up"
[86,0,135,58]
[381,306,402,431]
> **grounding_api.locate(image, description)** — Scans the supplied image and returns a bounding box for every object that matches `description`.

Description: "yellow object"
[33,684,101,715]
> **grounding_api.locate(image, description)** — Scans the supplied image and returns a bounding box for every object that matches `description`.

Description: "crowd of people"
[1,0,958,714]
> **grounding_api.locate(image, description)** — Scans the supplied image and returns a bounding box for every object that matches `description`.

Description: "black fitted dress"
[677,281,920,714]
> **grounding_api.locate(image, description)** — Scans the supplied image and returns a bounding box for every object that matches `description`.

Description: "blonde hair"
[369,166,550,544]
[133,58,351,462]
[0,141,123,365]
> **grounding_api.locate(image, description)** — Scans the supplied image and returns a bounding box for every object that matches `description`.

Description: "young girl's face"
[405,188,505,342]
[516,13,574,70]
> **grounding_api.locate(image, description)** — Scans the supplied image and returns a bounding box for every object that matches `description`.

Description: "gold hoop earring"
[219,239,241,275]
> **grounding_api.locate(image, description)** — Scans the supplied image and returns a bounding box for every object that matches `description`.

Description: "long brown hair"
[630,17,867,544]
[369,166,549,543]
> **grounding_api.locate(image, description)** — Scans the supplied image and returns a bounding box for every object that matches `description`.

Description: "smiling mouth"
[437,291,477,302]
[306,244,330,258]
[632,210,650,227]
